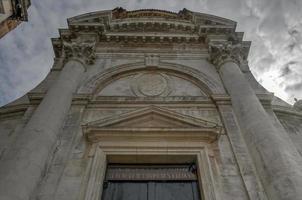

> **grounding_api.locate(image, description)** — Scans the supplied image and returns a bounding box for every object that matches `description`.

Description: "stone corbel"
[63,40,96,67]
[208,42,246,70]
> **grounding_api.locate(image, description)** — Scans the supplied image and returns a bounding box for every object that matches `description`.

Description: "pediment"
[83,106,222,142]
[53,8,239,57]
[68,10,111,25]
[67,8,235,29]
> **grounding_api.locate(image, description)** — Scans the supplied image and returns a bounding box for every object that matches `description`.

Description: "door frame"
[81,143,218,200]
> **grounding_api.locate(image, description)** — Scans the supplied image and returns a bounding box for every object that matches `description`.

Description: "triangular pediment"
[84,106,218,129]
[83,106,222,142]
[108,113,197,128]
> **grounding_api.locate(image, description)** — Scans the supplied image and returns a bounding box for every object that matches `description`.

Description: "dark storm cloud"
[0,0,302,106]
[278,61,297,78]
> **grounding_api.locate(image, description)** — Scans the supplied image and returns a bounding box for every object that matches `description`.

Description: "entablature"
[51,8,248,58]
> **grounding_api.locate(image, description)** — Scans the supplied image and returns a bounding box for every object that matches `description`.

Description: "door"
[101,165,201,200]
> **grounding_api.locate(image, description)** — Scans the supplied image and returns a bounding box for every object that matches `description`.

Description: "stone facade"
[0,8,302,200]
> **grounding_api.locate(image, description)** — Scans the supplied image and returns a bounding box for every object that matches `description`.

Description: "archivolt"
[78,61,224,97]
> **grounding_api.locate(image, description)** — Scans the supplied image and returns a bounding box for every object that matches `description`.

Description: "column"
[210,43,302,200]
[0,41,95,200]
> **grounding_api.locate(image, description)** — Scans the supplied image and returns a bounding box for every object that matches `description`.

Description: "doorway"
[101,164,201,200]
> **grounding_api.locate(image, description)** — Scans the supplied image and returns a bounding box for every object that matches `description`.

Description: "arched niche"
[78,61,224,98]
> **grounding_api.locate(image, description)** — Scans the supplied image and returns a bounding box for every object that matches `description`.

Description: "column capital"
[63,40,96,66]
[208,42,247,70]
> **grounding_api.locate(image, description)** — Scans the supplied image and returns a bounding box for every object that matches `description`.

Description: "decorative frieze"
[112,7,193,21]
[63,40,96,65]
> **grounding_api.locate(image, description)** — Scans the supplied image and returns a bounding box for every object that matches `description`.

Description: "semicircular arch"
[78,61,224,97]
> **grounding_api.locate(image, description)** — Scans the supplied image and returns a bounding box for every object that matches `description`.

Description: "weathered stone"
[218,60,302,200]
[1,7,302,200]
[0,60,85,200]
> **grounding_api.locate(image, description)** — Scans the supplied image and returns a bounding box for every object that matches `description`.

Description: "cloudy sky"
[0,0,302,106]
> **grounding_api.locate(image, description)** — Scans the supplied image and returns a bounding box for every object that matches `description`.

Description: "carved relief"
[208,43,246,68]
[145,54,160,67]
[112,7,193,21]
[63,40,96,65]
[131,72,171,97]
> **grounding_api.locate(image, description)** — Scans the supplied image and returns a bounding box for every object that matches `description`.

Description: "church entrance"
[101,164,201,200]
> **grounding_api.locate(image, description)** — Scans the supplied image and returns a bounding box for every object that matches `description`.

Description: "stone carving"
[208,42,245,69]
[131,72,171,97]
[145,54,159,67]
[112,7,192,21]
[138,73,167,96]
[63,40,96,65]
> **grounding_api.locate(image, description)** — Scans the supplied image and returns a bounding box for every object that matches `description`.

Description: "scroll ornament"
[209,43,245,69]
[63,41,96,65]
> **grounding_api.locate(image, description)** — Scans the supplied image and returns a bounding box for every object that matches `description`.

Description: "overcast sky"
[0,0,302,106]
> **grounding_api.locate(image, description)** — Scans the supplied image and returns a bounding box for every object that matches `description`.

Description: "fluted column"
[0,41,95,200]
[210,43,302,200]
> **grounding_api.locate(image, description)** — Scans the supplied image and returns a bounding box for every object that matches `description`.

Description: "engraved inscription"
[106,166,197,181]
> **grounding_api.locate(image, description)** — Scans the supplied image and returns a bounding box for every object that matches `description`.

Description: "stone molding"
[208,42,246,70]
[81,145,218,200]
[82,105,222,143]
[51,8,242,58]
[78,61,223,96]
[63,40,96,66]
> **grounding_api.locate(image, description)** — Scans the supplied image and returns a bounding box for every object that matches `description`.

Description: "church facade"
[1,8,302,200]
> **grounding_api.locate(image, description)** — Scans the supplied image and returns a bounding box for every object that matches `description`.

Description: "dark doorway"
[101,164,201,200]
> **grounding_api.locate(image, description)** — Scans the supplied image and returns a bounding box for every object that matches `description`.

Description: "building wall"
[12,54,263,200]
[1,8,302,200]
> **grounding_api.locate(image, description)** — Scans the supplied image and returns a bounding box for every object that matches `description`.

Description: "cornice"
[2,93,295,119]
[272,106,302,118]
[51,8,245,58]
[211,93,274,106]
[94,52,208,59]
[0,104,29,120]
[9,92,274,107]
